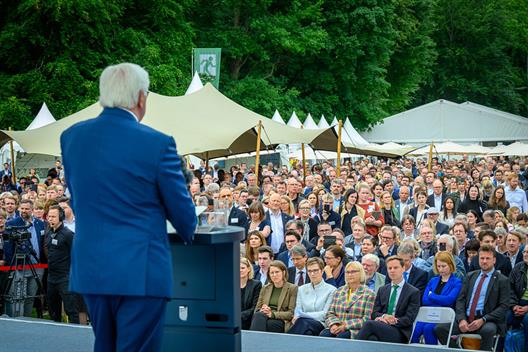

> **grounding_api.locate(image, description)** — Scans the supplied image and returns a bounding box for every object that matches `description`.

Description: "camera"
[323,204,331,213]
[438,242,447,251]
[2,225,31,242]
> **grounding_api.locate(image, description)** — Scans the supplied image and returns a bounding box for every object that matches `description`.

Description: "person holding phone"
[316,194,341,230]
[323,245,347,288]
[356,183,384,237]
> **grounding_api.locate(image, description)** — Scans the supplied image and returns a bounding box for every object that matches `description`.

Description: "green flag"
[193,48,222,89]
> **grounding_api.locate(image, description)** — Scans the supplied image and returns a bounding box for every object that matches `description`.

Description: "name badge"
[52,239,58,246]
[40,230,45,236]
[231,218,239,224]
[329,221,335,226]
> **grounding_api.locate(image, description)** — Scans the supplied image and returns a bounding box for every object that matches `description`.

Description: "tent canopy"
[407,141,493,156]
[362,99,528,144]
[0,84,339,160]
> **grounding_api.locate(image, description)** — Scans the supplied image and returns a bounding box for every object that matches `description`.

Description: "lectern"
[162,226,244,352]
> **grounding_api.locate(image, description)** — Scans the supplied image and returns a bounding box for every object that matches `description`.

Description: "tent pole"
[255,121,262,185]
[301,125,306,182]
[205,152,209,172]
[337,120,342,177]
[427,141,434,172]
[8,127,16,184]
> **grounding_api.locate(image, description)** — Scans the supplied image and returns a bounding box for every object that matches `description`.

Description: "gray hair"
[494,227,508,237]
[205,183,220,193]
[290,244,307,257]
[99,63,150,109]
[361,253,380,267]
[397,242,416,257]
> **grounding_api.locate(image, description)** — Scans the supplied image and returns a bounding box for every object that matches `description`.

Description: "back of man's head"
[99,63,149,110]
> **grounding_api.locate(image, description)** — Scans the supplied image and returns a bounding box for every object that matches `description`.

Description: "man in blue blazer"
[61,63,196,352]
[3,199,46,317]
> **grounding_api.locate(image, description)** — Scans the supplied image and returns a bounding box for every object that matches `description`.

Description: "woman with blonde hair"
[280,195,295,217]
[380,191,399,227]
[240,257,262,329]
[410,252,462,345]
[320,261,375,339]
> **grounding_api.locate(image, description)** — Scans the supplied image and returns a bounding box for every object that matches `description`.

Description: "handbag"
[504,329,525,352]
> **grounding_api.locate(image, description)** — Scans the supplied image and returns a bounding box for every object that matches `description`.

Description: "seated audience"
[240,257,262,330]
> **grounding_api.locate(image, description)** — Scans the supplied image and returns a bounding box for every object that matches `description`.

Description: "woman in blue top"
[410,251,462,345]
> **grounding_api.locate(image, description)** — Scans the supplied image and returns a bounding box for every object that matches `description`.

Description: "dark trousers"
[250,311,285,332]
[356,320,406,343]
[320,328,351,339]
[288,317,324,335]
[83,294,167,352]
[47,280,79,324]
[435,321,497,351]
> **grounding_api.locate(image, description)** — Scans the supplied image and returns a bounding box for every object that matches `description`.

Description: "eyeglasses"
[299,207,310,210]
[307,269,321,274]
[345,270,360,274]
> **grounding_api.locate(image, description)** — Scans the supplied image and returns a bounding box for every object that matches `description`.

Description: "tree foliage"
[0,0,526,131]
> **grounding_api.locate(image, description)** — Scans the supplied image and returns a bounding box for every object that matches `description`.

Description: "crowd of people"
[193,156,528,351]
[1,154,528,351]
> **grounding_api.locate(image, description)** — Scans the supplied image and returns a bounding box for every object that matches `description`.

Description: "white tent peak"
[271,109,285,124]
[288,111,302,128]
[185,71,204,95]
[318,115,330,129]
[330,116,338,127]
[26,103,56,130]
[303,113,318,129]
[344,117,369,147]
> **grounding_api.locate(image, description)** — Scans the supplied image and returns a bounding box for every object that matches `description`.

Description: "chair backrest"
[414,307,455,324]
[410,307,456,346]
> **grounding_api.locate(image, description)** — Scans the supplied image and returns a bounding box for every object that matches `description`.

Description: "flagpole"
[337,120,342,177]
[255,121,262,185]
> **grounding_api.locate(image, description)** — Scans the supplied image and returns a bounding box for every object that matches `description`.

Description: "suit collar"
[100,107,139,122]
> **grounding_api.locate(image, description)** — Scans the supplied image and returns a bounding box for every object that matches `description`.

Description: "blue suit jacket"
[422,274,462,308]
[4,216,46,264]
[61,107,196,298]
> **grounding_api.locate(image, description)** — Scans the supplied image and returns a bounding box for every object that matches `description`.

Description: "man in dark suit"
[3,199,46,317]
[356,256,421,343]
[384,242,428,297]
[504,232,525,270]
[277,231,302,267]
[219,187,248,235]
[278,220,315,254]
[61,63,196,352]
[265,193,293,254]
[469,230,512,276]
[435,245,510,350]
[426,179,446,211]
[287,245,311,286]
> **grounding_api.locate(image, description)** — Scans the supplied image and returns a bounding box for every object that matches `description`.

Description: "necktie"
[468,273,488,322]
[403,271,409,282]
[387,285,399,315]
[298,271,304,286]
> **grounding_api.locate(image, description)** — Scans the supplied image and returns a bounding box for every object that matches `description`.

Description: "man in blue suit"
[3,199,46,317]
[61,63,196,352]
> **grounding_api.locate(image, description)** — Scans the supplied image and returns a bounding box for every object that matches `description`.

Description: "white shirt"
[269,210,284,253]
[386,279,405,315]
[434,194,443,211]
[258,269,268,286]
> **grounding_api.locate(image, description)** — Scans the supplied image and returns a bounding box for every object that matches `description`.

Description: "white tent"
[361,99,528,144]
[271,110,285,124]
[318,115,330,129]
[1,102,57,165]
[344,117,369,147]
[407,141,493,156]
[489,142,528,156]
[303,113,318,129]
[185,72,204,95]
[287,111,302,128]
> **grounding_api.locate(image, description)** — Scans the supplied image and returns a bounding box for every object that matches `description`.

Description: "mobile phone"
[323,204,331,213]
[372,211,381,220]
[323,236,336,249]
[439,242,446,251]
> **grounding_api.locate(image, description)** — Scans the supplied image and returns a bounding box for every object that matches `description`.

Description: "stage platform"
[0,317,462,352]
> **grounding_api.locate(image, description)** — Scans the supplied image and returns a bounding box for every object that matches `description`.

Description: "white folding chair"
[409,306,456,347]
